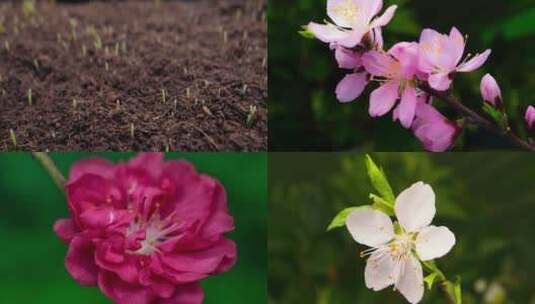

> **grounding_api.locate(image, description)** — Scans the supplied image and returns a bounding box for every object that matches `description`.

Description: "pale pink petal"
[525,106,535,130]
[327,0,361,28]
[412,102,460,152]
[365,250,396,291]
[372,27,383,49]
[480,73,502,106]
[337,28,367,48]
[389,42,419,78]
[394,181,436,232]
[370,5,397,28]
[369,81,400,117]
[307,22,350,44]
[396,255,424,304]
[362,0,384,17]
[397,86,418,129]
[457,49,491,72]
[428,72,452,91]
[449,27,465,65]
[416,226,456,261]
[335,72,369,103]
[345,207,394,247]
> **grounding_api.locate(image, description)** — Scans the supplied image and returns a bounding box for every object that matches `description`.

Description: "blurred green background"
[269,0,535,151]
[269,152,535,303]
[0,152,267,303]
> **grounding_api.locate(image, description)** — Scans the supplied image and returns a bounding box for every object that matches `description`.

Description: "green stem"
[32,152,66,192]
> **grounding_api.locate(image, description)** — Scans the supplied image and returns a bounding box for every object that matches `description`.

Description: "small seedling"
[114,43,120,56]
[130,123,135,139]
[242,84,248,95]
[4,41,9,52]
[246,105,257,127]
[27,88,33,106]
[82,44,87,57]
[186,87,191,99]
[202,105,213,116]
[9,129,17,148]
[69,18,78,40]
[72,98,77,109]
[161,88,167,103]
[121,41,127,53]
[33,59,39,70]
[116,99,121,110]
[22,0,36,18]
[105,62,109,71]
[173,98,178,111]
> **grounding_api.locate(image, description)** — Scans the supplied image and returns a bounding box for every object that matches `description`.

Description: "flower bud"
[525,106,535,131]
[480,74,502,107]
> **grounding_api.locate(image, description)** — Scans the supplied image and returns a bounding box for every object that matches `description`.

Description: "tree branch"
[420,84,535,151]
[32,152,66,192]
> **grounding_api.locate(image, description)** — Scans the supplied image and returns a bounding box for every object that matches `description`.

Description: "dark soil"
[0,0,267,151]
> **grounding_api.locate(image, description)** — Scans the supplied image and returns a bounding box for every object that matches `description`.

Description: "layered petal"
[69,158,115,182]
[54,218,79,243]
[394,181,436,232]
[99,271,154,304]
[158,283,204,304]
[333,46,361,69]
[428,72,452,91]
[395,255,424,304]
[369,81,400,117]
[412,101,460,152]
[416,226,456,261]
[365,249,396,291]
[362,50,398,77]
[346,207,394,247]
[65,236,99,286]
[335,72,369,103]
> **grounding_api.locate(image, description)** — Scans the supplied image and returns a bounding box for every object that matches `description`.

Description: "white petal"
[307,22,350,44]
[346,207,394,247]
[327,0,361,28]
[396,255,424,304]
[365,250,396,291]
[394,181,436,232]
[370,5,397,28]
[415,225,456,261]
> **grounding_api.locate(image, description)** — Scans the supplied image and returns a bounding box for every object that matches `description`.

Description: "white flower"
[307,0,397,48]
[345,181,456,303]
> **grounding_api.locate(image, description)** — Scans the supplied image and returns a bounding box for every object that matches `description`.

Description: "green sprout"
[161,88,167,103]
[9,129,17,148]
[247,105,257,127]
[27,88,33,106]
[22,0,36,18]
[69,18,78,40]
[130,123,135,139]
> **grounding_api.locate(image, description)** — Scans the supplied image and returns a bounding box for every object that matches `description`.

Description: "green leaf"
[364,155,395,204]
[444,277,462,304]
[326,206,368,231]
[422,260,446,281]
[298,26,315,39]
[369,193,394,216]
[424,272,438,290]
[482,102,508,130]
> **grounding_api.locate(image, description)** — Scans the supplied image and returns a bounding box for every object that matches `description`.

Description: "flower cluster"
[305,0,499,151]
[54,153,237,304]
[346,182,455,303]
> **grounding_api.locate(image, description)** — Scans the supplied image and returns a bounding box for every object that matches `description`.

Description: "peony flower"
[480,74,502,107]
[307,0,397,48]
[346,182,456,304]
[525,106,535,131]
[362,42,421,128]
[418,27,491,91]
[54,153,237,304]
[412,101,461,152]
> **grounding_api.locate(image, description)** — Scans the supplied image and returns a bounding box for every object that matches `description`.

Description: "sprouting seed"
[223,31,228,43]
[246,105,257,127]
[33,59,39,70]
[82,44,87,56]
[165,142,170,153]
[27,88,33,106]
[116,99,121,110]
[22,0,36,18]
[186,87,191,99]
[9,129,17,148]
[130,123,135,139]
[161,88,167,103]
[173,98,178,111]
[242,84,248,95]
[121,41,127,53]
[4,41,9,51]
[114,43,120,56]
[105,62,109,71]
[72,98,77,109]
[69,18,78,40]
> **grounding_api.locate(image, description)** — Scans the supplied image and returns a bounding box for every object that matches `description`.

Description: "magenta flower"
[54,153,237,304]
[362,42,421,128]
[307,0,397,48]
[480,74,502,107]
[525,106,535,131]
[412,101,461,152]
[418,27,491,91]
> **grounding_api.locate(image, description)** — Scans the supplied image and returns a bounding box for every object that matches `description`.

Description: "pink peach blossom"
[307,0,397,48]
[525,106,535,131]
[362,42,421,128]
[54,153,237,304]
[418,27,491,91]
[412,101,461,152]
[480,74,502,107]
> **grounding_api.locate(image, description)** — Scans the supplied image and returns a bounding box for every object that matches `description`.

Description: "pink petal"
[98,271,154,304]
[307,22,350,44]
[334,47,361,69]
[370,5,397,28]
[397,86,418,129]
[369,81,400,117]
[54,218,78,243]
[127,152,165,179]
[335,72,369,103]
[337,28,367,48]
[525,106,535,129]
[480,73,502,106]
[449,27,465,65]
[65,237,99,286]
[412,102,460,152]
[428,72,452,91]
[457,49,491,72]
[69,158,115,182]
[362,50,397,77]
[158,283,204,304]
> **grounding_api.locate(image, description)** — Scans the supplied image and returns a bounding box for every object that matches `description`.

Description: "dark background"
[269,0,535,151]
[269,152,535,303]
[0,152,267,303]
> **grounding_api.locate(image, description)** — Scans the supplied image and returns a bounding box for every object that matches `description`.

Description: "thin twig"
[32,152,66,192]
[421,84,535,151]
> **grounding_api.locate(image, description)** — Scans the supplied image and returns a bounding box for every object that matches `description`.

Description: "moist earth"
[0,0,267,151]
